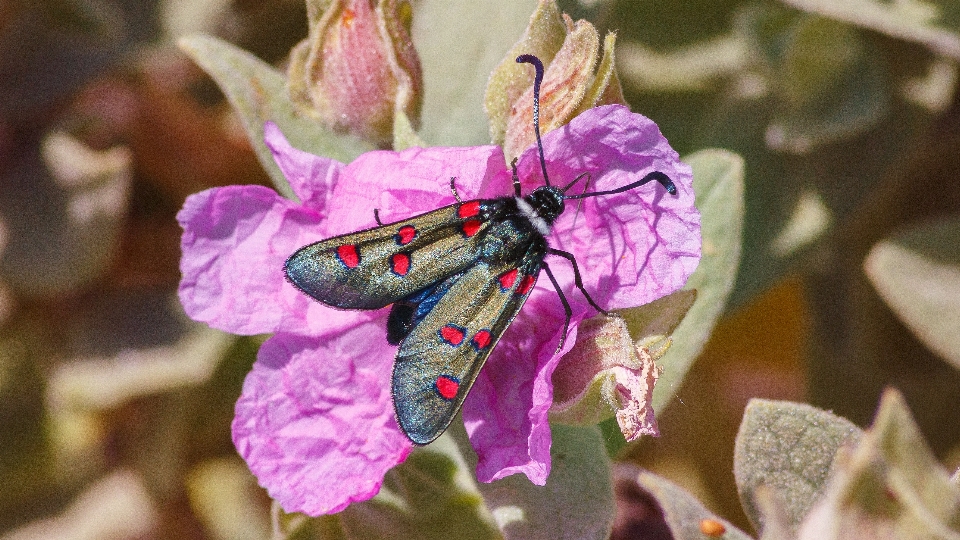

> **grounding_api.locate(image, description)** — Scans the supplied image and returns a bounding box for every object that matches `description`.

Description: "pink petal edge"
[177,185,373,337]
[233,325,412,516]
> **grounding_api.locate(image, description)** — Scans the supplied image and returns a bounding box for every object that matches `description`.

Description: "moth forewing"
[284,202,491,310]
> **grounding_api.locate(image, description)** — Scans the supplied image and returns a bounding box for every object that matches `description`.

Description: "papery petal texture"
[178,185,368,337]
[232,323,412,516]
[464,302,583,484]
[324,144,506,235]
[263,121,342,207]
[534,105,700,310]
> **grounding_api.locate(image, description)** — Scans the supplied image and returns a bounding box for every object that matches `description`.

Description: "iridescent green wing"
[285,201,489,309]
[391,257,542,444]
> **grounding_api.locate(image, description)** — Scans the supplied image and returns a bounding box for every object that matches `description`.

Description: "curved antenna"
[516,54,551,187]
[564,171,677,199]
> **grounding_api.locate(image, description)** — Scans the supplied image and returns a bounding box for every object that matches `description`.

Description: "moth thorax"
[523,186,565,227]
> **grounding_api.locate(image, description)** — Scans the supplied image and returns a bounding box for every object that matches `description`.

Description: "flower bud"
[551,315,662,441]
[288,0,423,146]
[485,0,627,161]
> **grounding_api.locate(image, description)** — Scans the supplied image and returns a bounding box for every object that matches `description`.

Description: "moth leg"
[543,262,572,353]
[449,178,462,203]
[565,172,592,240]
[546,248,610,316]
[373,208,384,226]
[561,171,592,193]
[510,158,521,197]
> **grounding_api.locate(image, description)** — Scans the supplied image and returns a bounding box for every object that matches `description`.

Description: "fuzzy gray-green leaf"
[623,466,753,540]
[735,399,863,535]
[412,0,538,146]
[476,424,614,540]
[780,0,960,60]
[796,389,960,539]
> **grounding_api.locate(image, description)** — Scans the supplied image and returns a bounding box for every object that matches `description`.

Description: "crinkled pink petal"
[463,288,585,484]
[178,185,372,336]
[233,322,411,516]
[322,144,507,236]
[519,104,700,310]
[264,122,344,210]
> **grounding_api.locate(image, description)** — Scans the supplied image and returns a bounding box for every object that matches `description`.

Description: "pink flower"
[177,104,700,516]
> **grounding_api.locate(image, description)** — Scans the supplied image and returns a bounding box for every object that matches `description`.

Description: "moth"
[284,54,676,445]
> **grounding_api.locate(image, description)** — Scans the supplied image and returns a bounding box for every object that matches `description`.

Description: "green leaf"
[475,424,615,540]
[624,289,698,351]
[178,34,374,199]
[0,314,55,512]
[864,215,960,370]
[278,424,614,540]
[393,109,427,151]
[345,433,498,539]
[796,389,960,539]
[752,486,796,540]
[2,470,159,539]
[780,0,960,60]
[275,427,498,540]
[734,399,863,536]
[49,324,233,410]
[272,506,346,540]
[276,422,614,540]
[649,149,744,412]
[623,466,753,540]
[412,0,538,146]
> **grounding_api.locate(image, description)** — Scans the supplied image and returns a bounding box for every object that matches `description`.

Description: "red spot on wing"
[517,275,536,295]
[435,376,459,400]
[439,324,466,346]
[395,225,417,245]
[390,253,411,276]
[498,269,518,291]
[461,219,481,237]
[458,201,480,218]
[471,329,492,351]
[336,245,360,268]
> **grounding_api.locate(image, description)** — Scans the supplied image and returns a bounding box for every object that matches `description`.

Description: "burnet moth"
[284,54,677,445]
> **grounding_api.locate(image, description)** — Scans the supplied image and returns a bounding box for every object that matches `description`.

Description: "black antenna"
[564,171,677,199]
[516,54,551,187]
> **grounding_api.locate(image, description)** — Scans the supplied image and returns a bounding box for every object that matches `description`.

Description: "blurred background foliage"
[0,0,958,538]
